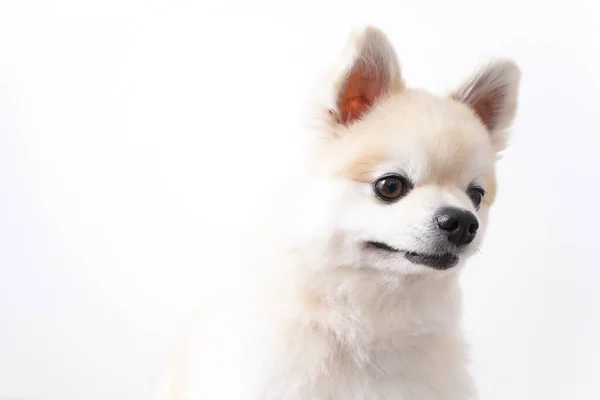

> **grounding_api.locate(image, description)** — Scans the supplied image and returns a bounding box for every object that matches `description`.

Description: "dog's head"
[299,27,520,275]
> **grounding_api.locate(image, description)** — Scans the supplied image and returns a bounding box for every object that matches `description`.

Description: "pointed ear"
[452,60,521,149]
[328,27,404,126]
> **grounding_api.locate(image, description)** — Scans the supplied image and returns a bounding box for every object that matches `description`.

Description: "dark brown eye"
[467,186,485,209]
[374,175,407,202]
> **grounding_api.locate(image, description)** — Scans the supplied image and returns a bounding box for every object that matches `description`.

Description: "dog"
[153,26,520,400]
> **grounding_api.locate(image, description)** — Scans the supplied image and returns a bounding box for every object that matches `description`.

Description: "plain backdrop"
[1,1,599,399]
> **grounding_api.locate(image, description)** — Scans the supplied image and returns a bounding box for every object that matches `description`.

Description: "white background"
[1,1,599,399]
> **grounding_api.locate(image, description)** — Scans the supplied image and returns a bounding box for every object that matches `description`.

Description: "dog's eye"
[467,186,485,209]
[374,175,407,202]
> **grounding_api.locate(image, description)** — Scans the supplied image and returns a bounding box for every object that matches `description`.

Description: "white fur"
[154,26,520,400]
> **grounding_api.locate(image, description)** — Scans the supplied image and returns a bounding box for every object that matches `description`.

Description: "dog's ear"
[328,27,404,126]
[452,60,521,149]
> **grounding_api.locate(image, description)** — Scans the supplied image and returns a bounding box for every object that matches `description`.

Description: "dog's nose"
[435,207,479,246]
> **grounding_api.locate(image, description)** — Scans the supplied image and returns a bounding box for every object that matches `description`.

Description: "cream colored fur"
[153,26,520,400]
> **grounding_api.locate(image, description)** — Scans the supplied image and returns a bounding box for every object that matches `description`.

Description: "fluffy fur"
[154,26,520,400]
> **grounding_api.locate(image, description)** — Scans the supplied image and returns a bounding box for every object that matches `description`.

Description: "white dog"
[154,26,520,400]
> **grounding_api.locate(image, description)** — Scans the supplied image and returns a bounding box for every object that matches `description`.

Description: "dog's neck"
[273,248,465,344]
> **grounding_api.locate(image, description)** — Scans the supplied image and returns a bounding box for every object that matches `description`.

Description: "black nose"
[435,207,479,246]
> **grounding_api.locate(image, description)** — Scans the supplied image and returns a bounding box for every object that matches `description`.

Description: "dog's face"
[301,27,520,275]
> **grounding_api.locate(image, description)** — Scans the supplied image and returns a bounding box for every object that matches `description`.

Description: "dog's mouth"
[404,251,459,270]
[366,241,400,252]
[365,241,459,270]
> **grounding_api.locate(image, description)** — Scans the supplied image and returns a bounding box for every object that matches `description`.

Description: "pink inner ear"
[461,75,506,131]
[334,61,386,125]
[342,96,370,123]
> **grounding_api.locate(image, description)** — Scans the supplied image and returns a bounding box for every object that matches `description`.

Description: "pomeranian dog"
[154,26,520,400]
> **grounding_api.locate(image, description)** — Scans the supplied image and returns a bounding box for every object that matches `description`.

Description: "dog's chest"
[253,327,473,400]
